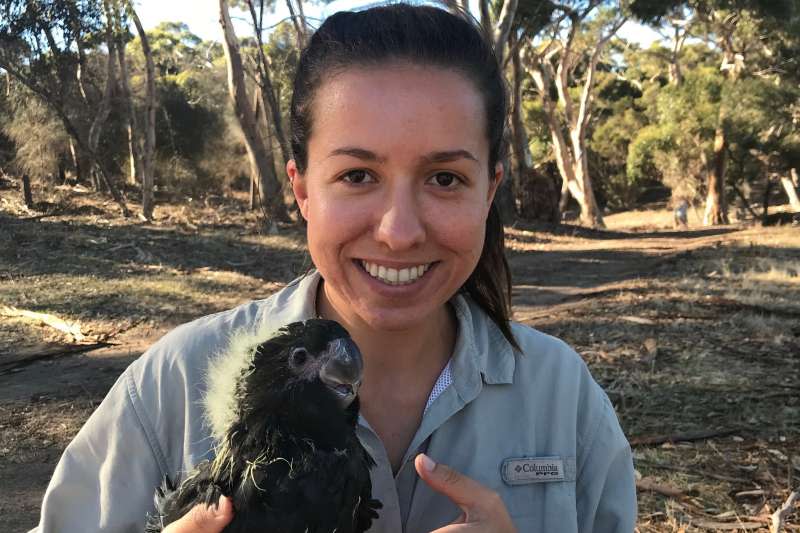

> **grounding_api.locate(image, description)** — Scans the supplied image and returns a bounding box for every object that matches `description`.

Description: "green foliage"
[725,77,800,183]
[129,22,207,76]
[151,74,227,195]
[591,75,649,208]
[0,84,69,179]
[514,0,556,35]
[627,66,724,199]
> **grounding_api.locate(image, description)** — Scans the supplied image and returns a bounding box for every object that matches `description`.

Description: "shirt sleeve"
[30,367,167,533]
[575,393,637,533]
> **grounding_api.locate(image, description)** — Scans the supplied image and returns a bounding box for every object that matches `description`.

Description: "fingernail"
[212,495,227,516]
[420,453,436,472]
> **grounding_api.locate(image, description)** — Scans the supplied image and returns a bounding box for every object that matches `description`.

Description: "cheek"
[305,189,370,256]
[427,200,488,259]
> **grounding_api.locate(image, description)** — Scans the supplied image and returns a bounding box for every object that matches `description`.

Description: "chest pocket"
[497,455,578,531]
[501,479,578,532]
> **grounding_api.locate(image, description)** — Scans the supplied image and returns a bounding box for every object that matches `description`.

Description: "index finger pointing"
[414,454,499,513]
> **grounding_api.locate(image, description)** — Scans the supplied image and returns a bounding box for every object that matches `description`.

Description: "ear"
[287,159,309,221]
[487,161,503,207]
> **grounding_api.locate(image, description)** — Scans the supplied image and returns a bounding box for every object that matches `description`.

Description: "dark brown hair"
[290,3,518,350]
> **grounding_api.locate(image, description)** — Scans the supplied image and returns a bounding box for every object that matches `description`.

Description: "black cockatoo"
[145,319,381,533]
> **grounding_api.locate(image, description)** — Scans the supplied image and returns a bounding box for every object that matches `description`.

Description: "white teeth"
[360,260,432,285]
[398,268,409,283]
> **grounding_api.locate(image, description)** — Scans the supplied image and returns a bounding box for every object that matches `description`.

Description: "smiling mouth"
[358,260,434,286]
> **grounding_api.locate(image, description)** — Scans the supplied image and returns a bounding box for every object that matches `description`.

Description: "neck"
[315,280,456,390]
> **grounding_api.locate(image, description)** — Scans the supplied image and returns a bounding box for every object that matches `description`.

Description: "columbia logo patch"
[501,456,576,485]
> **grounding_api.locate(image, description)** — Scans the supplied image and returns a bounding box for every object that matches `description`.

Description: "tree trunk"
[523,14,623,229]
[781,170,800,212]
[130,3,157,221]
[668,23,686,86]
[510,38,531,194]
[127,127,138,184]
[220,0,288,227]
[68,138,89,184]
[253,84,281,221]
[22,174,33,209]
[88,3,116,158]
[250,173,257,210]
[492,0,518,66]
[245,0,292,167]
[87,15,117,197]
[87,4,117,198]
[762,175,773,225]
[703,123,729,225]
[114,8,143,187]
[284,0,307,48]
[479,0,491,42]
[294,0,308,47]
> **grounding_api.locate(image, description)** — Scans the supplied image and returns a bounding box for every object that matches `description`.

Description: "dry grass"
[525,228,800,532]
[1,182,799,532]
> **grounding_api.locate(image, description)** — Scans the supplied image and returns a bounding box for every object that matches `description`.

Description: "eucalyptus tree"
[506,0,678,227]
[635,0,798,225]
[519,3,629,227]
[0,0,129,214]
[219,0,288,229]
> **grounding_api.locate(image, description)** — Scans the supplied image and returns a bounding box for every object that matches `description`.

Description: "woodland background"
[0,0,799,532]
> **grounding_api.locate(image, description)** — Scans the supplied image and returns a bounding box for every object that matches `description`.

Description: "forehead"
[308,63,488,162]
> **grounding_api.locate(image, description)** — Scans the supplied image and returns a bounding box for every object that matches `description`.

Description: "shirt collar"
[260,270,517,393]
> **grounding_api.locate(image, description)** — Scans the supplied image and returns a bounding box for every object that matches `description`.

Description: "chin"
[351,302,435,332]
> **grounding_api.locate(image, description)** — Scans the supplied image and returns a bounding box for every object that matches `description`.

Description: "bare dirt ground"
[1,183,798,532]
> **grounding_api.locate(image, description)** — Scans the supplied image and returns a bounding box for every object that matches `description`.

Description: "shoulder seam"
[124,369,170,478]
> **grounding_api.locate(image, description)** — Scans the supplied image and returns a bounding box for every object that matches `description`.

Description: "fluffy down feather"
[145,319,381,533]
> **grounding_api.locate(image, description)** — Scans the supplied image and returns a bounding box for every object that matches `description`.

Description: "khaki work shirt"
[32,271,636,532]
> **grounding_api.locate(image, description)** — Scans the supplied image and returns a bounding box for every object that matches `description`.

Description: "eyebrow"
[327,147,478,164]
[422,149,478,164]
[327,147,386,163]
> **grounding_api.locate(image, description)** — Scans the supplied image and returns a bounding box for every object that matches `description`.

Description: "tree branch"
[493,0,519,65]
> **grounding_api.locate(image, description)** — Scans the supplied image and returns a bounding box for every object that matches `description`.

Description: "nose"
[375,186,426,251]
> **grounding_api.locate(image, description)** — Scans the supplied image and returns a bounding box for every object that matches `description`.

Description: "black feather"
[145,319,381,533]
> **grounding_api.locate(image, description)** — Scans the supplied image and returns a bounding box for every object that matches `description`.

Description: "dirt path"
[2,209,798,532]
[509,225,744,314]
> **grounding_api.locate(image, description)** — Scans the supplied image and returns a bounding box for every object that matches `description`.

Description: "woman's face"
[289,64,501,332]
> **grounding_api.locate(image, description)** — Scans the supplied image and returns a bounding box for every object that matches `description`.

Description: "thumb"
[415,454,492,510]
[165,495,234,533]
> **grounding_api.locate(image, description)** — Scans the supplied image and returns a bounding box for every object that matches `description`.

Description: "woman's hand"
[162,495,234,533]
[415,454,518,532]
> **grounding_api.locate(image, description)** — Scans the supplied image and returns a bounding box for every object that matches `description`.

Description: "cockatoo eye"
[290,347,308,367]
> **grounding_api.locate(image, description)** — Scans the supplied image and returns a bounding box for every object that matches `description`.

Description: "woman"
[33,4,635,532]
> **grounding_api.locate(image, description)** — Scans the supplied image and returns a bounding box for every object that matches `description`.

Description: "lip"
[357,258,435,269]
[352,259,438,295]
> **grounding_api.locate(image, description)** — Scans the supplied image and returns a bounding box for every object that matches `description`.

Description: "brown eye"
[342,169,373,184]
[290,347,308,367]
[430,172,459,188]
